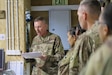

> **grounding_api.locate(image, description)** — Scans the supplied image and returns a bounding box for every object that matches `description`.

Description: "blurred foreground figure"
[79,3,112,75]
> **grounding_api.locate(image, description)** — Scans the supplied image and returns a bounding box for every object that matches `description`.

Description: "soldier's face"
[67,32,76,47]
[98,14,108,42]
[77,5,87,30]
[34,21,48,36]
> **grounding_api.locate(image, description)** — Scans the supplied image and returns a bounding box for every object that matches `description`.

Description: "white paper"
[21,52,42,59]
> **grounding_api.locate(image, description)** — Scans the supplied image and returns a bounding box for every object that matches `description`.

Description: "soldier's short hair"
[34,16,47,24]
[80,0,101,17]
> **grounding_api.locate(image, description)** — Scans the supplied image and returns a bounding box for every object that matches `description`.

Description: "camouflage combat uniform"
[58,48,74,75]
[30,32,64,75]
[79,36,112,75]
[69,23,102,75]
[100,55,112,75]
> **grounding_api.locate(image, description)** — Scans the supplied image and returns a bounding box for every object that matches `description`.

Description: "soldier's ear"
[103,25,108,36]
[83,12,87,21]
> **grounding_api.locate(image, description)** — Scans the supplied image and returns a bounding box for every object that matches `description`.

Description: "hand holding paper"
[38,54,47,61]
[21,52,42,59]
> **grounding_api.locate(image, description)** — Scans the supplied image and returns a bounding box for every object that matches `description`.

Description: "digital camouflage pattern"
[69,33,94,75]
[58,23,101,75]
[86,23,102,50]
[79,36,112,75]
[58,48,74,75]
[69,23,102,75]
[30,32,64,75]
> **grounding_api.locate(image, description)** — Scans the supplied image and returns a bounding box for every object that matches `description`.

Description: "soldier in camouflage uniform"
[58,26,86,75]
[99,54,112,75]
[79,3,112,75]
[30,16,64,75]
[68,0,102,75]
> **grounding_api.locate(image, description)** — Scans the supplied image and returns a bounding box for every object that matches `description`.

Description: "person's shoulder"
[74,32,92,49]
[32,35,39,40]
[86,23,99,35]
[77,32,92,42]
[49,32,61,39]
[98,37,112,75]
[96,36,112,54]
[90,38,112,62]
[77,32,87,39]
[50,32,59,36]
[82,24,101,43]
[105,36,112,50]
[100,55,112,75]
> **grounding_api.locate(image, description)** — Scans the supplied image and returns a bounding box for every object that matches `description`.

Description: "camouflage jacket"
[30,32,64,75]
[79,36,112,75]
[86,23,102,50]
[69,23,102,75]
[58,48,74,75]
[100,55,112,75]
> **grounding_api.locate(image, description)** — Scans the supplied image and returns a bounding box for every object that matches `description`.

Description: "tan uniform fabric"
[58,48,75,75]
[100,55,112,75]
[79,36,112,75]
[31,32,64,75]
[58,23,102,75]
[69,23,102,75]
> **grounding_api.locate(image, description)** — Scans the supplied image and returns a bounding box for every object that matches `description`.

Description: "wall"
[0,0,6,50]
[0,0,30,62]
[31,0,80,6]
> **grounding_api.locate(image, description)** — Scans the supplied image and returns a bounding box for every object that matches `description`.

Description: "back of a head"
[83,0,105,7]
[102,3,112,34]
[80,0,101,18]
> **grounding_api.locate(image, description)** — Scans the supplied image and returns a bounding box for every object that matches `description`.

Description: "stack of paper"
[21,52,42,59]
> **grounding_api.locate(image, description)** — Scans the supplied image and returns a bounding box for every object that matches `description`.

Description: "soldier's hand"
[39,54,47,61]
